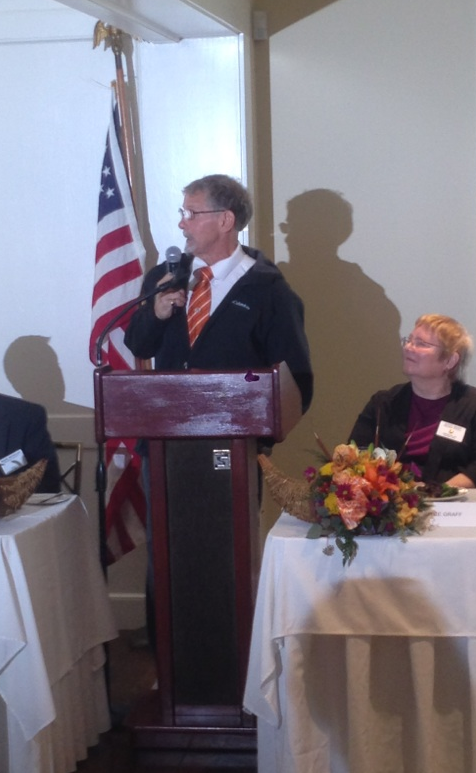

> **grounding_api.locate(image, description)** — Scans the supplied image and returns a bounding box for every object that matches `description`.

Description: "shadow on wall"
[278,189,404,451]
[3,335,92,417]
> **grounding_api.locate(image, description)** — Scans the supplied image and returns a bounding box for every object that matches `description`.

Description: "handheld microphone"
[165,245,182,276]
[95,248,191,366]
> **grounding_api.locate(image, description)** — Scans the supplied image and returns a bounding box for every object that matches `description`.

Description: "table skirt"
[1,644,110,773]
[255,634,476,773]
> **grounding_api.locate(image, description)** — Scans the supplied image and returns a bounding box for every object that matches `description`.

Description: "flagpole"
[111,36,137,204]
[94,23,137,204]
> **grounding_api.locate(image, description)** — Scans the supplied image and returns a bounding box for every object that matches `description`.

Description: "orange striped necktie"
[187,266,213,346]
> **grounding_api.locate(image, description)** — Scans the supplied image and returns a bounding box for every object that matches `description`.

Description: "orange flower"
[332,443,359,472]
[334,472,373,530]
[364,462,400,500]
[337,487,369,529]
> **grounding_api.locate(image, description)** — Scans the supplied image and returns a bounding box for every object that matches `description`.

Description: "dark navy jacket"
[0,394,61,492]
[125,246,313,414]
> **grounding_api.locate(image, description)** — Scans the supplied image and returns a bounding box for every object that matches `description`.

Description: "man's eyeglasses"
[178,207,226,221]
[401,336,441,350]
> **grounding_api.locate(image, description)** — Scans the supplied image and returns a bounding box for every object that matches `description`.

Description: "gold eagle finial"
[93,21,124,54]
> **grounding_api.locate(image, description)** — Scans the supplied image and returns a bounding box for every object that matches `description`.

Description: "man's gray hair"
[183,174,253,232]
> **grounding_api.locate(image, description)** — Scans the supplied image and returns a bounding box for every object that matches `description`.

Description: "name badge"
[0,448,28,475]
[436,421,466,443]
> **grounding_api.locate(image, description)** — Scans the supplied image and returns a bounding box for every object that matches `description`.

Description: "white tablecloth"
[0,495,118,773]
[244,510,476,773]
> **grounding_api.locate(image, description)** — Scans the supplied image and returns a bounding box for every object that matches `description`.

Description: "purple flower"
[403,492,420,508]
[336,482,353,500]
[366,498,383,516]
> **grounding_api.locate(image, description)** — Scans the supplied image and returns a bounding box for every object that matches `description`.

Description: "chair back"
[54,441,82,496]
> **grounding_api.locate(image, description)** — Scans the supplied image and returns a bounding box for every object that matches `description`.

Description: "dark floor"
[76,631,257,772]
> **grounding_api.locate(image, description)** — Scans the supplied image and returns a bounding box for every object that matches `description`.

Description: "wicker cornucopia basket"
[258,453,316,522]
[0,459,47,516]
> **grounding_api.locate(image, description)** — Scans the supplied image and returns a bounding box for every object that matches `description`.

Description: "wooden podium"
[94,362,302,759]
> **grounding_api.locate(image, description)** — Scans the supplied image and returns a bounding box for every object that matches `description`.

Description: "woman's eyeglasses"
[401,336,441,350]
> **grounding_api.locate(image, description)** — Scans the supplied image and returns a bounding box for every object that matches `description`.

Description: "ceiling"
[56,0,238,43]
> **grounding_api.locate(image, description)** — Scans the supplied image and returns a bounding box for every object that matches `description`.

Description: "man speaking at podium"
[124,173,313,652]
[124,173,313,414]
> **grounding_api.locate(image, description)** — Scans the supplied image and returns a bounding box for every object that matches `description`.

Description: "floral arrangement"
[303,441,433,565]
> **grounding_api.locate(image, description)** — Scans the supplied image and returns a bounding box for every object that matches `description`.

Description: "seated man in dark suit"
[0,393,61,493]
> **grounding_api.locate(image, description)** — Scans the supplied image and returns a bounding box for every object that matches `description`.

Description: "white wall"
[0,29,110,408]
[267,0,476,481]
[137,35,246,262]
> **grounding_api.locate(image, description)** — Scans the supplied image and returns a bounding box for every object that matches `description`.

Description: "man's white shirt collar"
[191,245,254,282]
[189,245,255,313]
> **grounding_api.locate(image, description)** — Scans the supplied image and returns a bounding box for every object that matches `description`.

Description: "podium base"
[125,691,257,764]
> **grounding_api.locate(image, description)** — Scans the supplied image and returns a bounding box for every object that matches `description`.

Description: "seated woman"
[349,314,475,487]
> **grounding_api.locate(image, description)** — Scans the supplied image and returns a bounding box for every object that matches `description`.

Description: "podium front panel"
[163,439,240,707]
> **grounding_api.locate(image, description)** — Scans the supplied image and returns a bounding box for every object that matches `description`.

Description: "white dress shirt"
[188,245,255,314]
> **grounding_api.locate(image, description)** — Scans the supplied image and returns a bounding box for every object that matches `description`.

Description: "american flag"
[90,99,147,563]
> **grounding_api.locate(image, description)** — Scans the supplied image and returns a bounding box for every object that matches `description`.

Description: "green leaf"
[307,523,324,539]
[315,505,329,518]
[336,533,358,566]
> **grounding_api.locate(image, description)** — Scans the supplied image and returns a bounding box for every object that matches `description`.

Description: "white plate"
[425,488,468,503]
[26,493,71,506]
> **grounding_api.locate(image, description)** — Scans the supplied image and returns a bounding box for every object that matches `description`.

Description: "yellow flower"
[324,491,340,515]
[396,502,418,527]
[320,461,334,477]
[390,460,403,476]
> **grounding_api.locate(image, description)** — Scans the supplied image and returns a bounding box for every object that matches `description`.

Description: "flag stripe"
[108,328,136,369]
[92,277,143,338]
[96,224,133,263]
[92,259,143,306]
[94,244,144,288]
